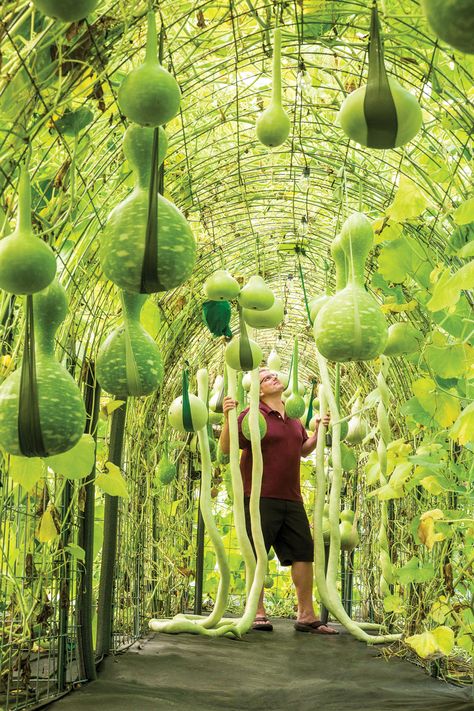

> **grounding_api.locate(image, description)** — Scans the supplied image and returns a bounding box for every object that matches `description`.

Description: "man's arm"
[301,413,330,456]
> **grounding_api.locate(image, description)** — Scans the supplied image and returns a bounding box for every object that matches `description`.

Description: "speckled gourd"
[313,213,388,361]
[256,28,290,148]
[284,337,305,418]
[32,0,99,21]
[0,281,86,456]
[96,292,163,397]
[118,11,181,126]
[420,0,474,54]
[0,168,56,295]
[238,276,274,311]
[99,125,196,293]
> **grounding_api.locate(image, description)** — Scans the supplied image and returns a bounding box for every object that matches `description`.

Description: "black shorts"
[243,497,314,566]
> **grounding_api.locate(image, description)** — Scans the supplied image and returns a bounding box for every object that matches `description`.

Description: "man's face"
[259,370,285,397]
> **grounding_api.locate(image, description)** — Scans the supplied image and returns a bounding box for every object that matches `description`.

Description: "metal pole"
[193,463,205,616]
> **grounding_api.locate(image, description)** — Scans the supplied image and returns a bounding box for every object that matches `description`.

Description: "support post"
[193,463,205,616]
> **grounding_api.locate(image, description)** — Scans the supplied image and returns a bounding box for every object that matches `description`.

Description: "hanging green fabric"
[140,127,160,293]
[18,295,47,457]
[202,300,232,338]
[238,306,254,372]
[305,381,316,429]
[363,2,398,149]
[182,369,194,432]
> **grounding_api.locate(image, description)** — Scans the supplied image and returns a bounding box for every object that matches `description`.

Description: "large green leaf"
[427,262,474,312]
[412,377,461,427]
[386,176,429,222]
[377,236,425,284]
[9,456,45,490]
[46,435,96,480]
[453,197,474,225]
[54,107,94,137]
[95,462,129,498]
[396,556,435,584]
[425,340,474,379]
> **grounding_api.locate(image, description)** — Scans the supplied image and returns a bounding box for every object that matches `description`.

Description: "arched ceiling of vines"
[0,0,473,419]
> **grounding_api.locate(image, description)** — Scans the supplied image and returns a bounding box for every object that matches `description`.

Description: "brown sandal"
[252,616,273,631]
[294,620,339,635]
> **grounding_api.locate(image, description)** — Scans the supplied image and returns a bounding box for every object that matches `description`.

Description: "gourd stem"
[18,166,32,235]
[271,28,282,106]
[145,10,158,64]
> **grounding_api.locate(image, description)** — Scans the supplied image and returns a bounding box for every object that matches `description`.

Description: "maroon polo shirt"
[237,400,309,502]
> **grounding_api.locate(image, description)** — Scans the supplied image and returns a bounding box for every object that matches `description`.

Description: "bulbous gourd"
[339,509,360,552]
[243,297,284,329]
[241,411,267,440]
[329,419,349,441]
[168,394,208,433]
[284,337,305,419]
[256,28,290,148]
[0,281,86,456]
[309,294,331,324]
[267,348,281,371]
[0,168,56,295]
[314,213,388,362]
[157,452,177,484]
[225,338,263,371]
[118,11,181,126]
[100,125,195,293]
[238,276,274,311]
[242,372,252,392]
[420,0,474,54]
[32,0,98,21]
[208,410,223,425]
[345,398,368,445]
[338,77,422,149]
[96,292,163,397]
[383,322,423,357]
[283,381,305,397]
[276,371,289,389]
[312,397,320,410]
[203,270,240,301]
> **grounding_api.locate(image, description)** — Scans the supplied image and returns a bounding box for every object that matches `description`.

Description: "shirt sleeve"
[300,421,309,444]
[237,408,250,450]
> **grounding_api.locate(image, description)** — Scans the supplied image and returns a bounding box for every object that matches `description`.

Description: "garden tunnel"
[0,0,473,709]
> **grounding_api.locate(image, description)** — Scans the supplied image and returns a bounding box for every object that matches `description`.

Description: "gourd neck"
[17,167,32,236]
[271,28,283,106]
[291,336,298,393]
[121,291,147,325]
[145,10,159,65]
[32,282,68,357]
[345,235,367,288]
[331,236,347,292]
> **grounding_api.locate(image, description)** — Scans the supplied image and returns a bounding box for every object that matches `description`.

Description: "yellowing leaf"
[418,509,445,550]
[95,462,129,499]
[450,402,474,445]
[368,482,405,500]
[390,461,413,489]
[431,626,455,656]
[406,626,454,659]
[386,176,429,222]
[412,377,461,427]
[420,475,444,496]
[453,197,474,225]
[383,594,405,613]
[429,597,451,624]
[9,456,45,490]
[373,217,403,245]
[37,506,59,543]
[364,450,380,486]
[46,435,96,480]
[140,300,161,340]
[170,498,183,516]
[106,399,126,415]
[380,299,417,313]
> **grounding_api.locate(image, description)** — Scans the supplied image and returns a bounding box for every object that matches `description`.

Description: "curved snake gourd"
[96,292,163,397]
[0,281,85,457]
[0,167,56,296]
[376,358,395,598]
[256,28,290,148]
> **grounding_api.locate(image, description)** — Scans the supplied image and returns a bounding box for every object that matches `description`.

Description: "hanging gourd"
[118,11,181,127]
[313,213,388,361]
[339,509,360,552]
[267,348,281,371]
[241,411,267,440]
[311,236,346,340]
[338,4,422,149]
[100,124,195,294]
[0,281,86,457]
[241,372,252,392]
[203,270,240,301]
[256,28,290,148]
[32,0,99,21]
[309,294,331,324]
[420,0,474,54]
[284,338,306,419]
[157,443,177,485]
[242,297,284,329]
[383,322,423,357]
[0,167,56,295]
[238,276,274,311]
[168,370,208,433]
[345,397,369,445]
[96,292,163,397]
[225,308,263,371]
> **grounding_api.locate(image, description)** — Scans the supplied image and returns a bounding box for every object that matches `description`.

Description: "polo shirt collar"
[259,400,280,415]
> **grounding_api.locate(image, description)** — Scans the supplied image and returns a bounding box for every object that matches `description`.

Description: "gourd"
[157,447,177,484]
[225,308,263,372]
[284,338,305,419]
[314,213,388,362]
[100,125,195,293]
[329,419,349,442]
[309,294,330,324]
[345,397,369,445]
[322,503,330,545]
[203,270,240,301]
[242,372,252,392]
[383,322,423,357]
[0,168,56,295]
[118,11,181,127]
[241,411,267,440]
[238,276,274,311]
[96,292,163,397]
[0,281,86,456]
[338,5,422,149]
[276,371,289,389]
[256,29,290,148]
[243,297,284,329]
[168,378,208,434]
[267,348,281,371]
[32,0,99,22]
[339,509,359,552]
[420,0,474,54]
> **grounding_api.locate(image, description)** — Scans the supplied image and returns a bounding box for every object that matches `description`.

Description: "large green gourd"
[383,322,423,357]
[118,11,181,127]
[242,297,284,329]
[32,0,99,21]
[314,213,388,362]
[225,306,263,371]
[238,276,274,310]
[284,337,305,419]
[0,168,56,295]
[421,0,474,54]
[99,125,196,293]
[203,270,240,301]
[96,292,163,397]
[256,28,290,148]
[0,281,86,456]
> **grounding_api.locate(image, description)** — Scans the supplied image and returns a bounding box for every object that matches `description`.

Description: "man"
[219,368,338,635]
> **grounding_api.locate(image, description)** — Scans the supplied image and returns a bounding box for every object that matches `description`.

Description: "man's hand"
[321,413,330,428]
[223,396,238,420]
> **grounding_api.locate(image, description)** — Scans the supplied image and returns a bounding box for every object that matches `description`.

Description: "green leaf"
[396,556,435,584]
[427,262,474,312]
[95,462,129,498]
[449,402,474,445]
[383,593,405,613]
[412,377,461,428]
[65,543,86,562]
[400,398,433,428]
[425,341,474,379]
[54,107,94,137]
[453,197,474,225]
[45,434,95,480]
[377,236,424,284]
[9,456,45,490]
[386,176,429,222]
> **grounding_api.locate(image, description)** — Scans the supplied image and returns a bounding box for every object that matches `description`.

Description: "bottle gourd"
[238,275,274,311]
[203,270,240,301]
[314,213,388,362]
[118,11,181,127]
[0,281,86,456]
[256,28,290,148]
[0,168,56,295]
[420,0,474,54]
[168,371,208,433]
[96,292,164,397]
[243,297,284,329]
[32,0,99,22]
[284,337,306,419]
[100,125,196,293]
